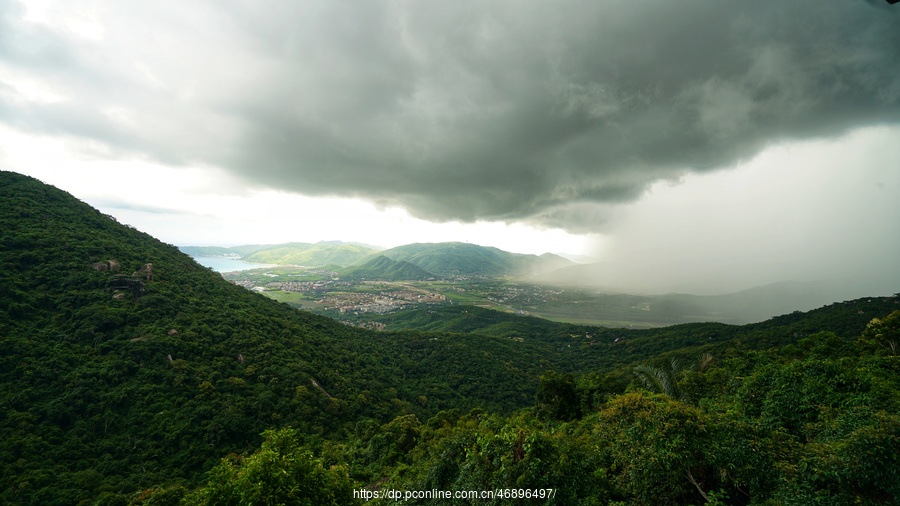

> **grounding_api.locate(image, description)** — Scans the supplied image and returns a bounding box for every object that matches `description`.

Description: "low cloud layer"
[1,0,898,231]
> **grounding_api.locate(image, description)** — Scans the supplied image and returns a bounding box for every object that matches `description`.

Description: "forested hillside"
[2,171,898,505]
[338,255,435,280]
[178,308,900,506]
[0,173,572,504]
[243,243,377,267]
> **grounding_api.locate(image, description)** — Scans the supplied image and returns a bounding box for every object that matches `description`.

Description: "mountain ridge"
[182,240,574,278]
[337,255,435,280]
[357,241,574,278]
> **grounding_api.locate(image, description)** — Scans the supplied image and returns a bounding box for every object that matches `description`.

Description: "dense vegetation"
[363,315,900,505]
[0,173,564,504]
[2,171,898,504]
[177,312,900,505]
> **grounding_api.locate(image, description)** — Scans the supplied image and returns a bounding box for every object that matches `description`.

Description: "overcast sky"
[2,0,898,295]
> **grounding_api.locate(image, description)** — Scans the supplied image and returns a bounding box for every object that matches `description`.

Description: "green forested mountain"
[178,242,378,267]
[338,255,435,280]
[0,173,572,504]
[224,243,278,257]
[365,242,573,278]
[176,246,237,258]
[182,240,570,278]
[242,242,377,266]
[178,244,273,258]
[2,171,898,505]
[181,305,900,505]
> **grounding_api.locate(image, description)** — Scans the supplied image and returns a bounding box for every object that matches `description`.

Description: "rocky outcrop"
[132,263,154,281]
[92,259,122,272]
[94,261,154,300]
[107,275,144,299]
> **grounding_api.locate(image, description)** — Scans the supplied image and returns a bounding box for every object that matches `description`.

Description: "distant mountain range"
[179,241,896,324]
[181,240,574,279]
[357,242,573,278]
[179,242,380,267]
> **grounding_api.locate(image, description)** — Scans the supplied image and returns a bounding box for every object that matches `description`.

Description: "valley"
[187,241,882,329]
[217,262,846,329]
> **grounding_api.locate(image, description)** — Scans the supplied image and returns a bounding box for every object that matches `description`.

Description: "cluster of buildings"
[265,280,352,292]
[321,290,446,315]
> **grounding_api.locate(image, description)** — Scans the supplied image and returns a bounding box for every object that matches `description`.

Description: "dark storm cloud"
[2,0,899,230]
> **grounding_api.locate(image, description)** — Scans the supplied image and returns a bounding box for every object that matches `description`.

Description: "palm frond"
[697,352,714,373]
